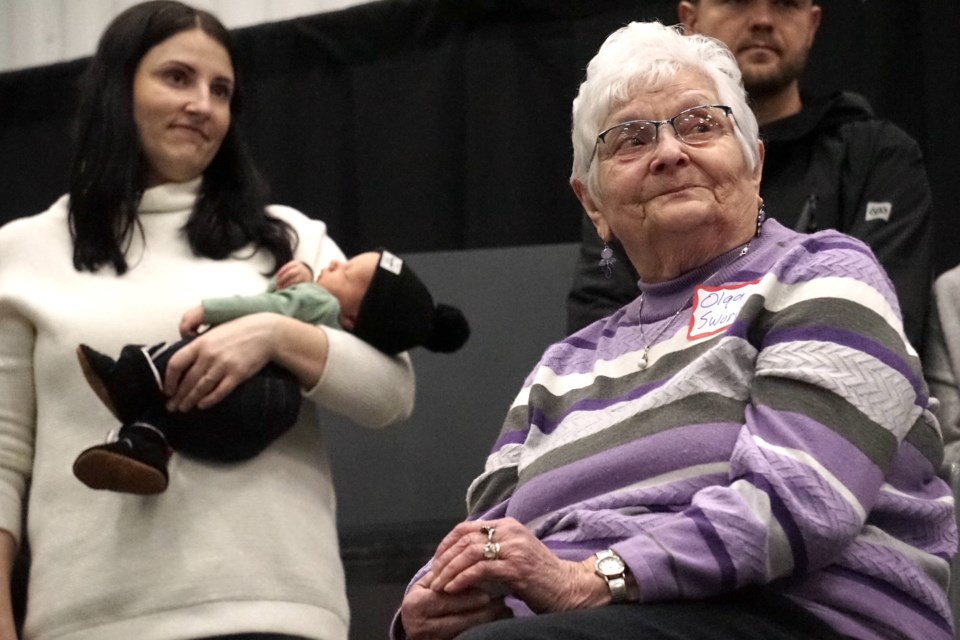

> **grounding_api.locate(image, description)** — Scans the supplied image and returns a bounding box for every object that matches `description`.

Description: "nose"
[648,125,689,173]
[749,0,775,28]
[185,86,212,115]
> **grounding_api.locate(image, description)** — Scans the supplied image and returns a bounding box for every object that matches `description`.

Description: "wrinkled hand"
[179,304,207,338]
[428,518,604,614]
[400,571,510,640]
[275,260,313,290]
[164,313,278,412]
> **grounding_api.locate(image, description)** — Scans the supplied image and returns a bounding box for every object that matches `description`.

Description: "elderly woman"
[395,21,955,640]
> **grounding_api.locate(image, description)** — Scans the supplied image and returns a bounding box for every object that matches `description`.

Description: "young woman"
[0,2,414,638]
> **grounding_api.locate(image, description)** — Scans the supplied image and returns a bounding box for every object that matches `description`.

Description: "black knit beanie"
[352,250,470,355]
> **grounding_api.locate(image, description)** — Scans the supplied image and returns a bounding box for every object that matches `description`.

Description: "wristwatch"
[594,549,628,603]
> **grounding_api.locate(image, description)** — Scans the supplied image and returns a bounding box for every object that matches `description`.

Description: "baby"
[73,250,469,494]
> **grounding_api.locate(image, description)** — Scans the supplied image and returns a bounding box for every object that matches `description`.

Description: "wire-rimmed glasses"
[592,104,733,163]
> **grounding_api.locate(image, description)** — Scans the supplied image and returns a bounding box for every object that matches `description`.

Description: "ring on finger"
[480,525,495,542]
[482,541,500,561]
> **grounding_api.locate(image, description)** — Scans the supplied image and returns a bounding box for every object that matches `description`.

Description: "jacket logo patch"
[865,201,892,222]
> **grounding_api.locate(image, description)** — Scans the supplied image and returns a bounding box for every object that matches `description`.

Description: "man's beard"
[740,54,808,100]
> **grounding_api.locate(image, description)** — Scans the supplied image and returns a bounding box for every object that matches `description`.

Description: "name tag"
[688,280,761,340]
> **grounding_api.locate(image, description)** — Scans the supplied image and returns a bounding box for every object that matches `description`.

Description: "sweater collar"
[138,178,201,214]
[630,231,765,323]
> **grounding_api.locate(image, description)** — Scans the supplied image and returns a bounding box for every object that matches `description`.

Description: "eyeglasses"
[592,104,733,162]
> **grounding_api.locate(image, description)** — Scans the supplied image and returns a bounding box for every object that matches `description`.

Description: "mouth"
[658,184,697,198]
[170,124,209,141]
[739,43,779,56]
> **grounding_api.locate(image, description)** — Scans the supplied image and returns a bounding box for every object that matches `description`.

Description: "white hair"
[570,21,760,198]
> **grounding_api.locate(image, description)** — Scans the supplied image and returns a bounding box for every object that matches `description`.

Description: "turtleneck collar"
[138,177,202,214]
[630,235,759,323]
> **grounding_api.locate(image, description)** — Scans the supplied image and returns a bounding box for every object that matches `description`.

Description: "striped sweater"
[463,220,955,640]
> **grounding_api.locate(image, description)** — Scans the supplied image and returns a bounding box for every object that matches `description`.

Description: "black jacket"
[567,91,933,348]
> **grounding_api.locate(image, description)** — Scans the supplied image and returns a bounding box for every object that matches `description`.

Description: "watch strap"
[605,574,627,602]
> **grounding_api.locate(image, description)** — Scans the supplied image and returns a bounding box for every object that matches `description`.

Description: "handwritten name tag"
[687,280,761,340]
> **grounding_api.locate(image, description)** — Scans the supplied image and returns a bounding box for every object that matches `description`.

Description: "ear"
[677,1,699,33]
[752,140,765,188]
[806,5,822,48]
[571,178,611,242]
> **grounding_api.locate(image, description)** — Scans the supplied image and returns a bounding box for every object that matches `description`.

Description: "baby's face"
[315,251,379,329]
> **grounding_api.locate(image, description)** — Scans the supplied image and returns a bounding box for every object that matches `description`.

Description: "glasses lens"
[673,106,727,145]
[598,121,657,159]
[594,105,730,163]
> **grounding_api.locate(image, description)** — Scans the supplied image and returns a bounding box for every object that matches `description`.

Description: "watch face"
[597,556,624,576]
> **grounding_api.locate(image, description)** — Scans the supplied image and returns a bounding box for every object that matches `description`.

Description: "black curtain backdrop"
[1,0,958,272]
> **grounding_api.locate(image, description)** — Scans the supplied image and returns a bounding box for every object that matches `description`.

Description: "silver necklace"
[637,242,752,370]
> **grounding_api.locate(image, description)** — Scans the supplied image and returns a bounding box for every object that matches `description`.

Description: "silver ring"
[480,525,495,542]
[482,541,501,561]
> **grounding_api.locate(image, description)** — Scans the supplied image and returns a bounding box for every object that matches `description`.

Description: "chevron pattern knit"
[459,220,955,640]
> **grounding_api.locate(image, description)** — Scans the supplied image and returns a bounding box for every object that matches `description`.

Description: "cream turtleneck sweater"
[0,181,414,640]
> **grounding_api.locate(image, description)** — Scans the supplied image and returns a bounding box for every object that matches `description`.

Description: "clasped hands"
[400,517,610,640]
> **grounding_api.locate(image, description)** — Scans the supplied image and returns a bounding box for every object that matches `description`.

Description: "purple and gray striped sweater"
[456,220,955,640]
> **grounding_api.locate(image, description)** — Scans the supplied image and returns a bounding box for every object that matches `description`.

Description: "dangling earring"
[599,242,616,278]
[755,199,766,238]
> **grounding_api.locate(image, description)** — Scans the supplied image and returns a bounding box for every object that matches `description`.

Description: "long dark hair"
[68,0,295,274]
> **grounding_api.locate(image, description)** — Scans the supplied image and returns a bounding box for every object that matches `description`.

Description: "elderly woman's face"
[582,69,761,261]
[132,28,234,187]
